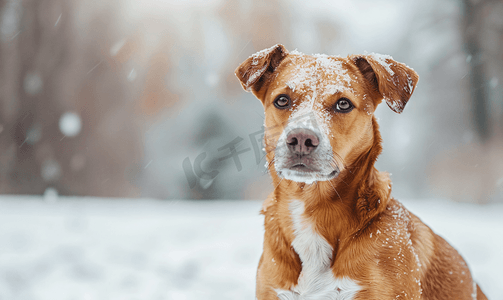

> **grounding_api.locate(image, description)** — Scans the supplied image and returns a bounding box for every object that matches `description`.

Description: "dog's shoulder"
[378,199,436,276]
[260,192,276,215]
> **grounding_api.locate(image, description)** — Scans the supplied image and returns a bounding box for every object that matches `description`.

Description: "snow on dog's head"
[235,45,418,184]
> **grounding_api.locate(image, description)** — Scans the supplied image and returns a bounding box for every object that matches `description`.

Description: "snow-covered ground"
[0,196,501,300]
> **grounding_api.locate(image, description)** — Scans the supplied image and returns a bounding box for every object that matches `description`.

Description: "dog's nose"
[286,128,319,156]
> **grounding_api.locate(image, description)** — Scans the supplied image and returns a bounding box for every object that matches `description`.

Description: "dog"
[235,44,487,300]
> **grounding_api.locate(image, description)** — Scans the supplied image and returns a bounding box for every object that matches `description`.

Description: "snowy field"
[0,196,501,300]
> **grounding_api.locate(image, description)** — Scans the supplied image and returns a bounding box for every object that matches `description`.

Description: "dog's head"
[235,44,418,184]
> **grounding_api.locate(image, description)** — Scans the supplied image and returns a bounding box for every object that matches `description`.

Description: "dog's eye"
[274,95,291,109]
[335,98,354,112]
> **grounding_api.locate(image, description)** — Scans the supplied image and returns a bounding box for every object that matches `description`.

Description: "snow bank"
[0,196,500,299]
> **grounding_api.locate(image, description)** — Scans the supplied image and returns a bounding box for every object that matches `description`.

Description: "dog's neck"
[269,117,391,235]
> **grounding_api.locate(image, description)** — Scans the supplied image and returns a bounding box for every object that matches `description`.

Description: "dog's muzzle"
[274,126,338,184]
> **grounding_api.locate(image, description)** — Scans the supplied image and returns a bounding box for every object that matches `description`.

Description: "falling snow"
[59,112,82,137]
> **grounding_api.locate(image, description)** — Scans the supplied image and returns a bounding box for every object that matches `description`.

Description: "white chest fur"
[275,200,361,300]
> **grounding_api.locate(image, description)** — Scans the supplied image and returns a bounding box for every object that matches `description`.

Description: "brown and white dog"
[235,44,487,300]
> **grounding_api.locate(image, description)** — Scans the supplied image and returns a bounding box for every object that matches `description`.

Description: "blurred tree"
[0,0,143,197]
[462,0,490,141]
[426,0,503,203]
[462,0,503,141]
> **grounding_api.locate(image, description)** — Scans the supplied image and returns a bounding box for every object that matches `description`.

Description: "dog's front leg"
[255,225,302,300]
[256,261,297,300]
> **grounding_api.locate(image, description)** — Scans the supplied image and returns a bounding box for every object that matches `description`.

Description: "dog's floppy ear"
[235,44,289,98]
[351,54,419,113]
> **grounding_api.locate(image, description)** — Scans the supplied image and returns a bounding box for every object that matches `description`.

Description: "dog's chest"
[275,200,361,300]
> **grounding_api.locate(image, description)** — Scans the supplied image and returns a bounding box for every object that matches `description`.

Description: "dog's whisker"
[332,151,346,169]
[267,157,275,168]
[328,179,342,201]
[258,153,271,173]
[266,157,276,173]
[254,110,265,120]
[330,158,340,172]
[265,145,278,153]
[273,178,284,191]
[263,160,272,173]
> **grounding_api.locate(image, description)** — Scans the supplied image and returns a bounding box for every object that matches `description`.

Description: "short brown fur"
[235,44,487,300]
